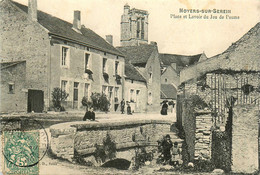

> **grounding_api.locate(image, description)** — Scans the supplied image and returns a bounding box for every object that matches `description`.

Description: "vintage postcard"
[0,0,259,174]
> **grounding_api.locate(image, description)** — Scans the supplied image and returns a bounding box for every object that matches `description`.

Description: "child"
[161,134,173,165]
[171,142,181,167]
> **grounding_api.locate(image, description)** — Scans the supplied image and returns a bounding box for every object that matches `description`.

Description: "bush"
[51,87,69,110]
[81,96,93,110]
[132,147,154,170]
[99,93,110,112]
[90,93,110,112]
[193,159,215,172]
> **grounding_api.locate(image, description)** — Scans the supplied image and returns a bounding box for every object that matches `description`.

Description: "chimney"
[73,11,81,30]
[28,0,37,21]
[105,35,113,45]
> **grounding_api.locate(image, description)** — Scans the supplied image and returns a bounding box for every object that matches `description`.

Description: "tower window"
[137,20,140,38]
[141,19,144,39]
[165,78,168,83]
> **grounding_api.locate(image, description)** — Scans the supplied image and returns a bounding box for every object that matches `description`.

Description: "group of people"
[120,99,132,115]
[161,100,175,115]
[158,134,182,166]
[83,99,131,121]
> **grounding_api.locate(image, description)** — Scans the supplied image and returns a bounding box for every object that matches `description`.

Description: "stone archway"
[101,158,131,170]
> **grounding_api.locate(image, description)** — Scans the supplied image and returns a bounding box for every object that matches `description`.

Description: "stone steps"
[155,122,183,145]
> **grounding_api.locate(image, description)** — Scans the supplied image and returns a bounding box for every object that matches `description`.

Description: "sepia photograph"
[0,0,259,174]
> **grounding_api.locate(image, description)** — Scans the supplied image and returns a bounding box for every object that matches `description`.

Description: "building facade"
[117,43,161,112]
[0,0,125,113]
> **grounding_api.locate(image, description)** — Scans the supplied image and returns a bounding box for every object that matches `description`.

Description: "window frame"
[84,52,92,73]
[60,45,70,68]
[115,61,119,75]
[102,58,107,73]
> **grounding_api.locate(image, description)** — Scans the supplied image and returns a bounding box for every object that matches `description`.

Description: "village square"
[0,0,259,174]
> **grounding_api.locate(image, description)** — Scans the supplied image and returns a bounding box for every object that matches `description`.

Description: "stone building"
[117,43,161,112]
[124,62,147,112]
[177,22,260,173]
[117,4,161,112]
[160,53,205,88]
[0,61,27,113]
[0,0,125,113]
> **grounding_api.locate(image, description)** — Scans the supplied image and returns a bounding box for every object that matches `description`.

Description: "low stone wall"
[49,119,173,162]
[194,110,212,160]
[232,105,259,174]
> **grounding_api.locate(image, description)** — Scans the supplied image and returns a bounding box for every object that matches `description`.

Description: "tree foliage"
[90,93,110,112]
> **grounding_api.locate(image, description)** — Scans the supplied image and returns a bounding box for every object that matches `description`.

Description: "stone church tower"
[120,4,149,46]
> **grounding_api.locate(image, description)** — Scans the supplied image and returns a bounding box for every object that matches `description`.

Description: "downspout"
[48,35,52,109]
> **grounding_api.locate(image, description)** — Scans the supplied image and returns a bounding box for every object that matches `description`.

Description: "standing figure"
[161,101,168,115]
[127,103,132,115]
[83,106,95,121]
[171,142,181,167]
[120,99,125,114]
[161,134,173,164]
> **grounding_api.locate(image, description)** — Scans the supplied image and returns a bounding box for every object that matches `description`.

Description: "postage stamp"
[1,118,49,175]
[3,131,40,175]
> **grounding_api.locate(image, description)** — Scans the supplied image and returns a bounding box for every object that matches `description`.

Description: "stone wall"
[232,105,259,174]
[182,108,212,162]
[194,110,212,160]
[182,100,196,161]
[49,119,172,162]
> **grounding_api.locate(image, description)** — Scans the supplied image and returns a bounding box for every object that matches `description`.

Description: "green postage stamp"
[2,131,39,175]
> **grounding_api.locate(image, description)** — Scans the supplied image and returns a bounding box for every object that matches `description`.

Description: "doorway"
[73,82,79,109]
[27,89,44,113]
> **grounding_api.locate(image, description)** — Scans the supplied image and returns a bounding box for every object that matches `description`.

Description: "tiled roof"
[160,84,177,99]
[125,61,146,82]
[117,44,156,65]
[159,53,202,72]
[11,1,124,56]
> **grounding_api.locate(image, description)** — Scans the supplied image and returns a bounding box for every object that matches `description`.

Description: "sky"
[12,0,260,57]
